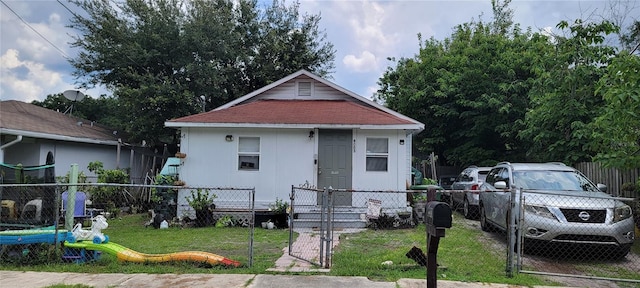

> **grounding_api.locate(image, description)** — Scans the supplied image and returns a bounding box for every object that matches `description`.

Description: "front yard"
[1,212,637,287]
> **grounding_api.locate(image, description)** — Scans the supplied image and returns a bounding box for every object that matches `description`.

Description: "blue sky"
[1,0,637,103]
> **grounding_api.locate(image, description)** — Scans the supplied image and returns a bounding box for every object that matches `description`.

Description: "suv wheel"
[479,203,492,232]
[463,197,477,219]
[448,193,455,210]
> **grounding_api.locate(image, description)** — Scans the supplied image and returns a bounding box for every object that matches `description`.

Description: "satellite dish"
[63,90,86,102]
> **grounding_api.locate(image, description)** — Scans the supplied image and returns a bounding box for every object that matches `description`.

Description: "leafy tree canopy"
[67,0,335,146]
[518,20,619,165]
[376,0,541,166]
[377,0,638,169]
[590,51,640,169]
[32,93,123,130]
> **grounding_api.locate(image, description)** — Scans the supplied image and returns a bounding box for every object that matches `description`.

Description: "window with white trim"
[238,137,260,170]
[366,138,388,171]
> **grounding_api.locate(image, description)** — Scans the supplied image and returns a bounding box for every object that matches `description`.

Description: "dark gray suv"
[479,162,635,258]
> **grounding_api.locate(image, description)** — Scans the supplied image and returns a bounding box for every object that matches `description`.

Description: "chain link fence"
[288,186,433,269]
[516,190,639,283]
[3,181,638,284]
[0,183,256,267]
[462,187,640,284]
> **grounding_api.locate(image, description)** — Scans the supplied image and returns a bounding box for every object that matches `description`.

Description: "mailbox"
[425,201,452,228]
[424,201,452,288]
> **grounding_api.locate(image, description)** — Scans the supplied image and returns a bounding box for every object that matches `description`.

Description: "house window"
[298,81,312,97]
[238,137,260,170]
[366,138,388,171]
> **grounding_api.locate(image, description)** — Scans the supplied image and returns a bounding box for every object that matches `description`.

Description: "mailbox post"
[425,201,452,288]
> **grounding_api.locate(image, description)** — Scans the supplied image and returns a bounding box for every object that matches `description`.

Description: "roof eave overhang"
[0,128,121,146]
[165,122,424,131]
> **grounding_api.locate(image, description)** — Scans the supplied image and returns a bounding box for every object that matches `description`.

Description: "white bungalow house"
[165,70,424,220]
[0,100,148,183]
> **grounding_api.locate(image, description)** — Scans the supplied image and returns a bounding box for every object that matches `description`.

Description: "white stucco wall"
[176,127,316,213]
[176,127,413,216]
[2,139,135,182]
[47,142,133,181]
[351,129,409,208]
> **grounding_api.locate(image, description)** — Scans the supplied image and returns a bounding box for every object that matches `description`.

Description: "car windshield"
[514,170,600,192]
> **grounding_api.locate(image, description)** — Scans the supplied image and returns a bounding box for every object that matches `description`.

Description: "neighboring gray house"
[0,100,147,182]
[165,70,425,216]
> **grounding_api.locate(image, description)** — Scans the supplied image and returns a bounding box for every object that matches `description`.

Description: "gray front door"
[317,129,352,206]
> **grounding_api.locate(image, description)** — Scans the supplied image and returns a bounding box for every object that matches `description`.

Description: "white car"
[448,166,491,219]
[479,162,635,259]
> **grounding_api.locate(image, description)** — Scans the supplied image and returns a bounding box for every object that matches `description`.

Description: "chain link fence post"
[324,187,334,268]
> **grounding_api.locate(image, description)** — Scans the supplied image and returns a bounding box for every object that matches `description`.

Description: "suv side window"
[456,169,467,182]
[496,168,510,187]
[462,168,474,182]
[485,168,500,186]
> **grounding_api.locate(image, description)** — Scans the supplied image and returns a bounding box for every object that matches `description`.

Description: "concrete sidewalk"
[0,271,543,288]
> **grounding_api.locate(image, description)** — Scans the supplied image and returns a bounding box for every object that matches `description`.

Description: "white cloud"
[0,2,101,102]
[350,1,393,49]
[0,47,108,102]
[1,48,21,69]
[15,13,70,63]
[343,50,377,72]
[0,48,66,102]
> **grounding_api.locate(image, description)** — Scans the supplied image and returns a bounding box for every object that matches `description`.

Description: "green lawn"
[2,212,636,287]
[1,213,289,274]
[329,213,555,286]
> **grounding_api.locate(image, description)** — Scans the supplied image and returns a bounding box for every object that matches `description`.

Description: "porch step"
[293,211,364,220]
[292,218,367,229]
[292,209,368,229]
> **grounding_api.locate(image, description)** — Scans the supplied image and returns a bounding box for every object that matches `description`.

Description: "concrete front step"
[292,218,368,229]
[290,205,414,229]
[291,208,368,229]
[294,212,364,220]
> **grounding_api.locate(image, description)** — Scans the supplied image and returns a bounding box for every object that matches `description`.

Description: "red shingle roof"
[0,100,123,142]
[168,100,414,125]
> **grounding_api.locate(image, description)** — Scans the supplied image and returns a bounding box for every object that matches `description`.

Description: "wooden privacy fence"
[574,162,639,197]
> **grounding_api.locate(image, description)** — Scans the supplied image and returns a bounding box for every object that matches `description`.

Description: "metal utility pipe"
[0,135,23,150]
[0,135,22,163]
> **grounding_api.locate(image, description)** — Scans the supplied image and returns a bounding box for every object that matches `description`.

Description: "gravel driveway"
[456,215,639,287]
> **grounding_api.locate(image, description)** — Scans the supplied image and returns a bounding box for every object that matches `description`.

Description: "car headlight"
[524,205,557,220]
[613,205,632,223]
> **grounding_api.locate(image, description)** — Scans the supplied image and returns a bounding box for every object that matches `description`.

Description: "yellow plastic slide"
[64,241,240,267]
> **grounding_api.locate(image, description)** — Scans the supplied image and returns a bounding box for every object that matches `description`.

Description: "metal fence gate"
[288,186,334,268]
[287,186,422,269]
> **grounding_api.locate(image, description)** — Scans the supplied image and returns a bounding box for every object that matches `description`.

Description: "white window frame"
[366,137,388,172]
[238,137,260,171]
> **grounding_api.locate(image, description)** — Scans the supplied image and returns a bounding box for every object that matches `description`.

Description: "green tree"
[589,51,640,169]
[67,0,334,145]
[32,93,123,130]
[519,20,619,164]
[376,2,543,166]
